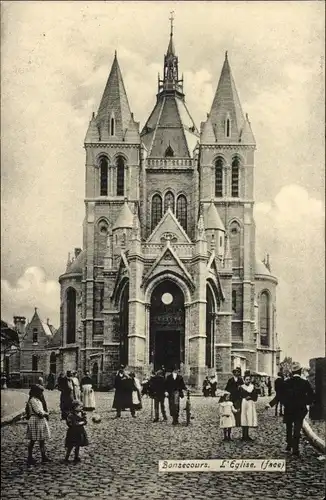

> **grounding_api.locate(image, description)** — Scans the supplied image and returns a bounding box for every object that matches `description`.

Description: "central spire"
[158,12,184,96]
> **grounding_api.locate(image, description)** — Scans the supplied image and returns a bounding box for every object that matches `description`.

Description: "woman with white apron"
[81,371,96,411]
[239,371,259,441]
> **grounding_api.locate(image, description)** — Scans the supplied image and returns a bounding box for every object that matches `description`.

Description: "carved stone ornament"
[160,232,178,243]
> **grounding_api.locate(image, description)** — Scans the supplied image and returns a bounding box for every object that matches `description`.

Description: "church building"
[58,22,279,388]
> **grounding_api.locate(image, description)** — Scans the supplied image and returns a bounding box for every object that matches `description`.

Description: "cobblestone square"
[1,391,324,500]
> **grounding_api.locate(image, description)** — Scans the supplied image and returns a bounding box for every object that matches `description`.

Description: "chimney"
[13,316,26,335]
[74,248,82,258]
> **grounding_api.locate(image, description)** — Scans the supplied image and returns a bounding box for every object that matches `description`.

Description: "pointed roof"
[147,207,192,244]
[255,258,271,276]
[204,202,225,231]
[201,52,255,145]
[167,33,175,56]
[85,53,140,144]
[113,200,134,230]
[65,250,85,275]
[141,95,199,157]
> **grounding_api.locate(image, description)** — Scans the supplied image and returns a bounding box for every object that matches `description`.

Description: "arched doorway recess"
[149,280,185,371]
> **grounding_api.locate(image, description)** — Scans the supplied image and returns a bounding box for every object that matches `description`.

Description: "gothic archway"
[119,283,129,366]
[206,284,215,369]
[149,280,185,371]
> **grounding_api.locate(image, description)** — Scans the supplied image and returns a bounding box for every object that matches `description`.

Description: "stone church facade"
[58,25,279,388]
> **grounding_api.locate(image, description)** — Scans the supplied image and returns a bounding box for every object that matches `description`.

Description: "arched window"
[110,117,115,136]
[164,191,175,213]
[151,194,162,231]
[232,290,237,312]
[32,328,38,343]
[116,156,125,196]
[260,291,270,346]
[165,145,174,157]
[229,221,241,270]
[100,157,108,196]
[32,355,38,372]
[215,158,223,197]
[176,195,187,231]
[50,352,56,375]
[66,288,76,344]
[226,118,231,138]
[231,157,240,197]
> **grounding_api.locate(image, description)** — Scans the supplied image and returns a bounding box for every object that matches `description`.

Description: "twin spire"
[85,15,255,147]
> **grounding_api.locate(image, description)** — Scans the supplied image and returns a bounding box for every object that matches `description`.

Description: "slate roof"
[113,200,134,230]
[203,202,225,231]
[255,259,271,276]
[65,250,85,275]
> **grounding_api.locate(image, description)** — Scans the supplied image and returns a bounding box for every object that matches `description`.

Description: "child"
[26,384,51,465]
[219,392,238,441]
[64,400,89,463]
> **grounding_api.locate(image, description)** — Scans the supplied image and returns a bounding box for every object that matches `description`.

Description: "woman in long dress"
[239,372,259,441]
[130,372,142,413]
[58,374,74,420]
[81,371,96,411]
[72,371,81,401]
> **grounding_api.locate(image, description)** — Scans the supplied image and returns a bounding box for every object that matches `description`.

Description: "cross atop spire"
[158,12,183,95]
[169,11,174,36]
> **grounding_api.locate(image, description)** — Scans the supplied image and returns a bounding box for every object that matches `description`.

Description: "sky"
[1,1,325,366]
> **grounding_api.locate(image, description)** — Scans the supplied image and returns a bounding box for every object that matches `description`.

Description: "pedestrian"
[224,368,243,427]
[64,400,89,464]
[266,362,314,457]
[46,372,55,390]
[113,366,135,418]
[260,377,267,397]
[26,384,51,465]
[58,373,74,420]
[150,369,167,422]
[210,373,218,397]
[80,371,96,411]
[37,376,44,387]
[239,372,258,441]
[72,371,81,401]
[218,392,239,441]
[202,376,211,397]
[130,372,142,414]
[165,366,187,425]
[266,376,272,397]
[274,372,284,416]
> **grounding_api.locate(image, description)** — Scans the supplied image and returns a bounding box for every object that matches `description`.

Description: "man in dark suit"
[149,369,167,422]
[266,362,314,456]
[225,368,243,427]
[165,366,186,425]
[274,372,284,416]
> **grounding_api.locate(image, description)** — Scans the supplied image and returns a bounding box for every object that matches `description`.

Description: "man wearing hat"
[165,366,186,425]
[266,362,314,457]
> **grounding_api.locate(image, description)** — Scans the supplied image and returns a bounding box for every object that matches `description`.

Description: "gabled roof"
[141,95,199,158]
[201,53,255,145]
[142,242,194,289]
[147,207,192,244]
[1,320,19,345]
[113,200,134,230]
[203,202,225,231]
[85,53,140,144]
[47,327,62,348]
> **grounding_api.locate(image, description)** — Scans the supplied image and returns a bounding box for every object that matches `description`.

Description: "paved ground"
[1,390,28,419]
[1,391,325,500]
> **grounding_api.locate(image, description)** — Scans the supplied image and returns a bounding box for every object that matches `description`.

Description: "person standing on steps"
[165,366,186,425]
[266,362,314,457]
[150,369,167,422]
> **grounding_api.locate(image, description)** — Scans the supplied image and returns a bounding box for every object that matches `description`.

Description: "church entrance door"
[150,280,185,372]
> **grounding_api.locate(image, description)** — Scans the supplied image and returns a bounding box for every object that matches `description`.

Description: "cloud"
[255,185,324,365]
[1,267,60,326]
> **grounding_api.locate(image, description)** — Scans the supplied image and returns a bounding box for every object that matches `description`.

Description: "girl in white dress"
[219,393,238,441]
[239,373,259,441]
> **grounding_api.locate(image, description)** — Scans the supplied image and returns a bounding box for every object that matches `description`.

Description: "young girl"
[64,400,89,463]
[219,392,238,441]
[26,384,51,465]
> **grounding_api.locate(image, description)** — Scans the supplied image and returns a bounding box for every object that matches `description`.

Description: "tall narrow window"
[176,195,187,231]
[116,156,125,196]
[32,328,38,343]
[32,355,38,371]
[260,291,270,346]
[66,288,76,344]
[110,117,115,136]
[215,158,223,197]
[100,157,108,196]
[165,145,174,157]
[151,194,162,231]
[231,157,240,197]
[232,290,237,312]
[50,352,56,374]
[100,288,104,311]
[226,118,231,138]
[205,285,215,369]
[229,221,241,270]
[120,284,129,367]
[164,191,175,213]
